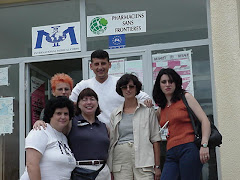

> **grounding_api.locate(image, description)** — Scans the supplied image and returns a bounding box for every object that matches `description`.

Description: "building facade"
[0,0,237,179]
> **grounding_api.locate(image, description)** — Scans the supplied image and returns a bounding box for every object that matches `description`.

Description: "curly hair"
[43,96,74,123]
[152,68,185,108]
[116,73,142,97]
[75,88,101,117]
[91,49,109,62]
[51,73,73,92]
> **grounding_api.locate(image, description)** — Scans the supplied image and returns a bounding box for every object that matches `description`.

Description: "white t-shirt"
[20,124,76,180]
[69,75,150,126]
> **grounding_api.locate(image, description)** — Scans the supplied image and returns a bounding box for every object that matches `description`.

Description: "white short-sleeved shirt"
[20,124,76,180]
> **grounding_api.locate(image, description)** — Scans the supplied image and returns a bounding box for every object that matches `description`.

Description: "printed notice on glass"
[31,77,45,125]
[108,59,125,77]
[125,60,143,83]
[152,50,194,96]
[0,97,14,134]
[0,67,9,86]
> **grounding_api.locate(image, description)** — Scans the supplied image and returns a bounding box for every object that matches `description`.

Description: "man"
[69,49,152,126]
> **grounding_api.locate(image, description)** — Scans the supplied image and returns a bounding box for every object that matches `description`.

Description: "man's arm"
[69,80,87,102]
[136,90,153,107]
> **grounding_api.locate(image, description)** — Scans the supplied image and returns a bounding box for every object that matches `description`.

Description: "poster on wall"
[0,97,14,135]
[108,59,125,77]
[88,59,143,82]
[31,77,45,125]
[32,22,81,56]
[125,60,143,83]
[0,67,9,86]
[87,11,146,37]
[152,50,194,96]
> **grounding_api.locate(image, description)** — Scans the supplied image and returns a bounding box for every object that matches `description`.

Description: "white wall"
[210,0,240,179]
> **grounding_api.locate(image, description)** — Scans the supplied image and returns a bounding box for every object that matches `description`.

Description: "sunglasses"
[120,85,136,90]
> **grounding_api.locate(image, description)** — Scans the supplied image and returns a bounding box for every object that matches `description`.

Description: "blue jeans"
[161,142,202,180]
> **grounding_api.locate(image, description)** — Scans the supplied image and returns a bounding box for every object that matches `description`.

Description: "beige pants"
[112,142,154,180]
[77,163,111,180]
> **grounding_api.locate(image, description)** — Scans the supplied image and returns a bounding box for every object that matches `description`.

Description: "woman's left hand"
[200,147,210,164]
[154,168,161,180]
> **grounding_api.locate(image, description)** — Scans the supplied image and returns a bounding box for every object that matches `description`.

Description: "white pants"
[77,164,111,180]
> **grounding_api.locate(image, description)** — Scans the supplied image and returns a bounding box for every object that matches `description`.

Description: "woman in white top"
[20,96,76,180]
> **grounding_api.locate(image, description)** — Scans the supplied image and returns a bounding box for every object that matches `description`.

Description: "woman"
[152,68,211,180]
[34,88,111,179]
[108,73,161,180]
[39,73,73,120]
[68,88,111,180]
[20,96,76,180]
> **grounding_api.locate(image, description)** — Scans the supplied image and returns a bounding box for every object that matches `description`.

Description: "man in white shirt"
[69,49,152,126]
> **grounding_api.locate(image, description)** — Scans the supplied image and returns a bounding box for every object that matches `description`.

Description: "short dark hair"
[75,88,101,117]
[43,96,74,123]
[116,73,142,97]
[91,49,109,62]
[152,68,185,108]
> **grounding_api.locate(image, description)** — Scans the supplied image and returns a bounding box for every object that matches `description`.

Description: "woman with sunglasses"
[108,73,161,180]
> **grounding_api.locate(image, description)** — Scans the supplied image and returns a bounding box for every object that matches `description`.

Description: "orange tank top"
[160,99,194,151]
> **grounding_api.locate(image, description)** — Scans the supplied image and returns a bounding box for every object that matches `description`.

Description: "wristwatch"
[154,165,161,169]
[201,143,208,148]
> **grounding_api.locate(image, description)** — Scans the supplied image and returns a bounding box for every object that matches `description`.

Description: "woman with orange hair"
[50,73,73,98]
[39,73,73,120]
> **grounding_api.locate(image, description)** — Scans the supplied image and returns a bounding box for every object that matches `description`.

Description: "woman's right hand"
[33,120,47,130]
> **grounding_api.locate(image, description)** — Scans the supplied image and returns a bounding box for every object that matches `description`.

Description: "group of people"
[20,49,211,180]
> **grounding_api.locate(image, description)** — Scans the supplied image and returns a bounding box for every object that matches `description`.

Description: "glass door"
[25,58,83,132]
[26,65,51,133]
[0,64,19,179]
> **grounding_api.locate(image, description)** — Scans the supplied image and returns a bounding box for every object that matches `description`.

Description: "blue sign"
[109,34,126,49]
[32,22,81,56]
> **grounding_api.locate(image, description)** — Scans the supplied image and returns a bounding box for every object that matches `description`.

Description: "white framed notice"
[0,97,14,135]
[0,67,9,86]
[32,22,81,56]
[87,11,146,37]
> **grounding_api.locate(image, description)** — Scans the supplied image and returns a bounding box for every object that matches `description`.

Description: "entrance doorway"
[26,58,82,131]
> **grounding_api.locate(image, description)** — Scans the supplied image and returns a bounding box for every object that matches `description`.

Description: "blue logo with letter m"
[35,26,78,49]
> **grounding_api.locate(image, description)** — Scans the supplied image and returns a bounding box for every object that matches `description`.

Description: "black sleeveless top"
[68,115,110,161]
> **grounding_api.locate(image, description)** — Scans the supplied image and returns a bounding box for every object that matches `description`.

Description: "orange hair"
[51,73,73,91]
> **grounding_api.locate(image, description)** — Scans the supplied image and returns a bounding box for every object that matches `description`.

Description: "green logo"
[89,17,108,35]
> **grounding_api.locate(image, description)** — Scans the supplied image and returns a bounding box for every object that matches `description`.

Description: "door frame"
[0,38,211,176]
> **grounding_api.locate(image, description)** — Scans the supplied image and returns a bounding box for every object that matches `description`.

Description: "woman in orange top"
[152,68,211,180]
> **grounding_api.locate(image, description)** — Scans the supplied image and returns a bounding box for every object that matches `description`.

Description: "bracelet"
[154,165,161,169]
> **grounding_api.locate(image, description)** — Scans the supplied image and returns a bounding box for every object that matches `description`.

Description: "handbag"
[71,163,105,180]
[182,94,222,148]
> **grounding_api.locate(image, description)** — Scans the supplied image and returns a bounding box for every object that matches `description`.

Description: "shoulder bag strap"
[181,93,199,137]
